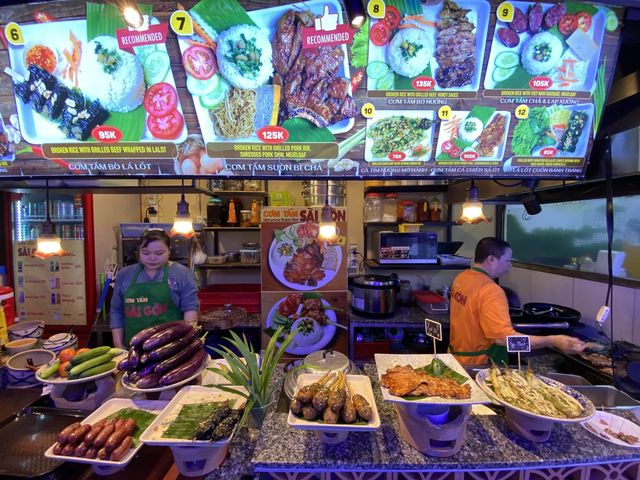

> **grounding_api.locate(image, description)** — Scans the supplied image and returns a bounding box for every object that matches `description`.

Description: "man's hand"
[551,335,587,355]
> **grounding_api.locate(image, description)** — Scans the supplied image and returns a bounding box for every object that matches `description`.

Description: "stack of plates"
[42,333,79,354]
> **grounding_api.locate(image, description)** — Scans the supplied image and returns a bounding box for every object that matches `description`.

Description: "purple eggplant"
[128,346,140,369]
[127,371,140,384]
[136,361,160,379]
[154,338,204,374]
[136,373,161,389]
[159,349,206,386]
[142,322,194,352]
[117,357,132,372]
[149,326,199,362]
[129,320,188,349]
[140,353,150,365]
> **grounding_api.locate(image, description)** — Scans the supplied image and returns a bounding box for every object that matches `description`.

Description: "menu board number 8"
[497,2,514,23]
[4,22,24,46]
[367,0,386,20]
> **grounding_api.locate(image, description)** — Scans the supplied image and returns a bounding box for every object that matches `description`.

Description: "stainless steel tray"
[572,385,640,410]
[545,372,592,386]
[0,406,86,478]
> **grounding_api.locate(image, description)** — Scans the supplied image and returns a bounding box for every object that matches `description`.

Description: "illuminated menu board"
[0,0,623,179]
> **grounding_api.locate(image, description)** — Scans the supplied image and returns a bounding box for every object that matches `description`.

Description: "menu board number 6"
[367,0,386,19]
[170,10,194,36]
[4,22,24,46]
[497,2,514,23]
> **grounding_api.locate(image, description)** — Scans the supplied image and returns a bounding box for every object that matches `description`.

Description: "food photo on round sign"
[268,221,342,290]
[263,292,344,356]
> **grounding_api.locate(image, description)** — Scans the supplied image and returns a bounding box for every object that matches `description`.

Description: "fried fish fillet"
[380,364,471,399]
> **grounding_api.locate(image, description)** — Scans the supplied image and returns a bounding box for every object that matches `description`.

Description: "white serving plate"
[364,109,436,162]
[44,398,166,470]
[181,0,354,146]
[7,19,187,145]
[483,1,605,91]
[374,353,491,406]
[287,373,381,433]
[366,0,490,93]
[140,385,245,446]
[582,411,640,447]
[475,368,595,423]
[121,353,210,393]
[36,351,126,385]
[435,110,511,162]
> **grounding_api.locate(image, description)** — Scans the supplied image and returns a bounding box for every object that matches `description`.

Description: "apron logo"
[136,296,149,302]
[125,302,169,318]
[452,290,466,306]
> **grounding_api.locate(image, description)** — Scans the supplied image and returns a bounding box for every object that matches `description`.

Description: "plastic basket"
[198,284,260,314]
[170,444,228,477]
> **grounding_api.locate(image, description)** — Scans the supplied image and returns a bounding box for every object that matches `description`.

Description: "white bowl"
[6,349,55,387]
[8,320,45,341]
[5,338,38,354]
[42,333,78,353]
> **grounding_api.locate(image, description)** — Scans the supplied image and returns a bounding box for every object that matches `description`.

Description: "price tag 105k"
[425,318,443,342]
[507,335,531,353]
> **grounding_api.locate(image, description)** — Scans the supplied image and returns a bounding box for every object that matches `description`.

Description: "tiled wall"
[502,267,640,344]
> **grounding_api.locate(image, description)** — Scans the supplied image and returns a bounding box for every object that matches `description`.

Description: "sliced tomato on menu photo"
[449,146,462,159]
[143,82,178,117]
[382,6,401,30]
[576,12,592,32]
[147,110,184,140]
[558,14,578,36]
[182,45,217,80]
[441,140,454,154]
[370,21,391,46]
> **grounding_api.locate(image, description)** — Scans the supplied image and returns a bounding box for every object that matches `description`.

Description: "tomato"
[182,45,217,80]
[147,110,184,140]
[441,140,454,154]
[370,21,391,46]
[558,14,578,36]
[449,146,462,158]
[382,6,401,30]
[58,361,70,378]
[576,12,592,32]
[58,348,76,363]
[143,82,178,117]
[75,348,90,356]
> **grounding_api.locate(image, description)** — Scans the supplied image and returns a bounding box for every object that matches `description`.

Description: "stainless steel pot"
[350,274,399,315]
[303,194,346,207]
[301,180,346,196]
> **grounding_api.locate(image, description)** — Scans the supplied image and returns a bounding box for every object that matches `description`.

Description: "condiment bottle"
[417,197,429,222]
[382,193,398,223]
[250,199,260,226]
[227,199,238,226]
[429,197,441,222]
[207,196,223,226]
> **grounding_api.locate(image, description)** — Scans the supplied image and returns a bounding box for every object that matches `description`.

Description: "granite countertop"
[252,363,640,473]
[349,306,450,327]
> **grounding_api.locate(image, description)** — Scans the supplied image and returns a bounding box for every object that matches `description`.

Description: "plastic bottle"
[417,198,429,222]
[227,199,238,226]
[429,197,442,222]
[382,193,398,222]
[364,192,382,223]
[250,199,260,226]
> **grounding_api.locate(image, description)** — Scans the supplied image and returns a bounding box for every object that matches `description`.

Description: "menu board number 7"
[368,0,386,19]
[170,10,194,36]
[4,22,24,46]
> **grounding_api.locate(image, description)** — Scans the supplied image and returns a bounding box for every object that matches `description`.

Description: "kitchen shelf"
[20,217,83,222]
[364,185,448,194]
[203,226,260,231]
[366,260,467,270]
[206,191,269,198]
[198,263,261,269]
[364,221,456,227]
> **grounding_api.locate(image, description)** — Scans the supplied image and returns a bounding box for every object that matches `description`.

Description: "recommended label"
[116,23,169,52]
[425,318,443,341]
[507,335,531,353]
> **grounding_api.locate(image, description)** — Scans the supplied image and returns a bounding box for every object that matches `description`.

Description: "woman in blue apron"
[110,229,199,349]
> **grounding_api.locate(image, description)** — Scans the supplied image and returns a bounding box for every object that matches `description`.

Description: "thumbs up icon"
[314,5,339,32]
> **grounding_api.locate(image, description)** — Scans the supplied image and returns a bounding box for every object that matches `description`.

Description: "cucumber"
[79,361,116,379]
[495,51,520,69]
[70,346,111,365]
[376,71,395,91]
[187,75,217,96]
[134,44,157,62]
[199,76,229,109]
[143,50,170,85]
[39,360,60,379]
[492,66,517,84]
[366,61,390,80]
[69,353,113,377]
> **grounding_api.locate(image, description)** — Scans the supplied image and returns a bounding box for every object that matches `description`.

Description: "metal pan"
[522,302,581,325]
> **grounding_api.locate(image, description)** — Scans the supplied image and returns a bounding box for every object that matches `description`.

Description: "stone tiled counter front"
[252,365,640,480]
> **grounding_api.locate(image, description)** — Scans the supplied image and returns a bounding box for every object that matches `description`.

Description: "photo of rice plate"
[364,109,435,162]
[483,1,607,91]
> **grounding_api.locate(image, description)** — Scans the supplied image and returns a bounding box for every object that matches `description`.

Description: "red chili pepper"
[33,11,56,23]
[350,69,364,91]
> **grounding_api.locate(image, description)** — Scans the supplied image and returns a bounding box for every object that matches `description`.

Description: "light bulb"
[171,216,195,237]
[123,6,144,29]
[35,234,64,258]
[318,223,337,240]
[461,201,484,221]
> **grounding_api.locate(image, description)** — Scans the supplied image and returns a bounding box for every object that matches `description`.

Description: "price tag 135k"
[170,10,194,36]
[497,2,514,22]
[506,335,531,353]
[368,0,386,19]
[425,318,443,342]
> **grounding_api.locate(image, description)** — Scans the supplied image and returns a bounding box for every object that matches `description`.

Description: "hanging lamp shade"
[457,180,490,225]
[34,182,65,259]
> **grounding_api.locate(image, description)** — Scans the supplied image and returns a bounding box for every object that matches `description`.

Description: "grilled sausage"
[543,3,565,30]
[57,421,82,444]
[497,28,520,48]
[84,419,107,446]
[528,3,543,34]
[61,443,76,456]
[105,419,137,452]
[93,421,116,448]
[73,441,88,457]
[52,443,63,455]
[509,6,527,33]
[109,436,133,461]
[97,447,110,460]
[68,424,91,445]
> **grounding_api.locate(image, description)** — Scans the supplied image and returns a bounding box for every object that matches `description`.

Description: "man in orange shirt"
[449,237,586,365]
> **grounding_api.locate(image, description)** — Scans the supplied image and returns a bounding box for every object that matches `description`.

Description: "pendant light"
[457,180,490,224]
[34,180,65,259]
[345,0,366,29]
[318,180,337,242]
[170,179,195,238]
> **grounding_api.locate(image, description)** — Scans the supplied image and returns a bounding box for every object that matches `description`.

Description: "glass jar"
[243,179,261,191]
[225,179,244,191]
[382,193,398,222]
[401,200,416,222]
[364,192,382,223]
[417,197,429,222]
[239,209,251,227]
[429,197,442,222]
[207,196,223,226]
[240,242,260,264]
[398,280,413,305]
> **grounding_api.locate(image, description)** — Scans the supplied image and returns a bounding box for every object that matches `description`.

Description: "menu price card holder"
[425,318,442,355]
[506,335,530,370]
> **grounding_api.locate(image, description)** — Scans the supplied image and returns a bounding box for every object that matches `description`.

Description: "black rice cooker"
[349,274,400,316]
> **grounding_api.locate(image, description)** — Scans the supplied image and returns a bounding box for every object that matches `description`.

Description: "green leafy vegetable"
[592,57,606,134]
[511,107,554,156]
[162,401,228,439]
[190,0,256,32]
[282,118,335,143]
[386,0,422,16]
[350,19,369,69]
[106,407,157,446]
[415,358,468,385]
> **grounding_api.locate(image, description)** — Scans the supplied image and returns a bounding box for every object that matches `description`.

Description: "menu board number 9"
[4,22,24,46]
[367,0,386,19]
[497,2,514,23]
[170,10,194,36]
